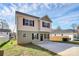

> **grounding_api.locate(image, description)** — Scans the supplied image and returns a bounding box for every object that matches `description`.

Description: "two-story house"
[15,11,52,44]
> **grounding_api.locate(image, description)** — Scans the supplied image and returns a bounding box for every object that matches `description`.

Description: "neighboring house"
[0,19,11,40]
[15,11,52,44]
[50,29,78,41]
[0,19,9,29]
[0,29,11,40]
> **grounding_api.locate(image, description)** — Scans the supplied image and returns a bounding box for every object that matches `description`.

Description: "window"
[23,18,29,25]
[32,33,39,40]
[40,34,43,41]
[23,18,34,26]
[44,34,49,39]
[25,20,29,25]
[30,20,34,26]
[34,33,37,39]
[23,34,26,37]
[44,34,46,39]
[37,34,39,39]
[42,22,50,28]
[47,34,49,39]
[32,33,34,40]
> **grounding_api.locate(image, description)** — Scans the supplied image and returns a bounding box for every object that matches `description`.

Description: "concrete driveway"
[34,41,79,56]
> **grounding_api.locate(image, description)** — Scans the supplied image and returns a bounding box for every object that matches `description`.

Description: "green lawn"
[0,39,58,56]
[66,41,79,45]
[51,40,79,45]
[58,41,79,45]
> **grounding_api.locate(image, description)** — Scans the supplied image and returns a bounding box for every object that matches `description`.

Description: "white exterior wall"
[0,32,10,40]
[56,34,62,36]
[63,34,74,41]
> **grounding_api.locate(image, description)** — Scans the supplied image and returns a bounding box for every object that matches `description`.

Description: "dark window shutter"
[42,22,44,27]
[23,18,25,25]
[37,34,39,39]
[48,34,49,39]
[32,33,34,40]
[48,23,50,28]
[33,20,34,26]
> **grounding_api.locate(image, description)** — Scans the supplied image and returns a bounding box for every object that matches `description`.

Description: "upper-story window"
[23,18,34,26]
[30,20,34,26]
[42,22,50,28]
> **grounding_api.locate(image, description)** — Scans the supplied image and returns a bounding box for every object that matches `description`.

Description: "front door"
[40,34,43,41]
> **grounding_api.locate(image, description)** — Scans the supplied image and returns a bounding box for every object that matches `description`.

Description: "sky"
[0,3,79,32]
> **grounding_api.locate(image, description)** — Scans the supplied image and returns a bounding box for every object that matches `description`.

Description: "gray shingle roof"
[51,29,77,34]
[16,11,40,19]
[16,11,52,22]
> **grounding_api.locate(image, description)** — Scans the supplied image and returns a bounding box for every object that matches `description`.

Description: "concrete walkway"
[34,41,79,56]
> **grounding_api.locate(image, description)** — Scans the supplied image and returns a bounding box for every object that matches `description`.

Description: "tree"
[57,26,61,30]
[72,23,76,30]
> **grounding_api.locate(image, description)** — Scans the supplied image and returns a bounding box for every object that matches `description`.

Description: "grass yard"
[0,39,58,56]
[64,41,79,45]
[55,40,79,45]
[51,40,79,45]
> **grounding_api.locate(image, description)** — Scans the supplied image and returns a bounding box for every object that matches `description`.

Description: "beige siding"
[16,13,39,31]
[17,30,32,44]
[32,32,50,43]
[16,13,51,32]
[39,20,51,32]
[16,12,52,44]
[17,30,50,44]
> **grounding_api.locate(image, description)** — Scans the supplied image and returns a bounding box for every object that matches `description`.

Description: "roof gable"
[40,15,52,22]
